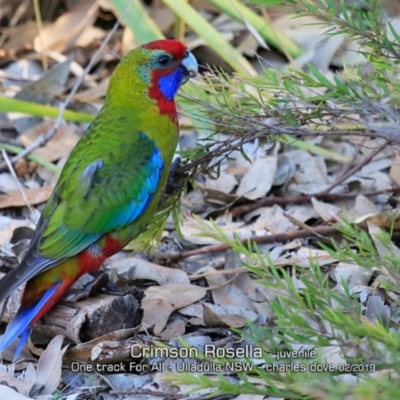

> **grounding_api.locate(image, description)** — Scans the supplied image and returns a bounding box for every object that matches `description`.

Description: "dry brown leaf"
[390,150,400,185]
[203,171,238,195]
[15,55,74,104]
[36,335,68,395]
[0,385,31,400]
[236,156,277,200]
[0,216,34,248]
[202,303,258,328]
[311,197,342,222]
[243,205,295,233]
[296,247,337,267]
[332,262,372,291]
[0,187,54,209]
[368,222,400,259]
[33,0,98,52]
[64,328,138,364]
[159,318,187,340]
[113,257,189,285]
[202,266,256,310]
[20,120,79,162]
[356,208,400,229]
[0,365,36,398]
[366,295,390,324]
[349,195,381,220]
[142,284,206,335]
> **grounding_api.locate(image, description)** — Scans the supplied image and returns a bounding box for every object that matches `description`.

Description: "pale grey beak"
[181,50,198,83]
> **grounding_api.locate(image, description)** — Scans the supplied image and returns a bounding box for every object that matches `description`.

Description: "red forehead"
[142,39,187,60]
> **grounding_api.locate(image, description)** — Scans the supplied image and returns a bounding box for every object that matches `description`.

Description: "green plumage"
[0,40,198,351]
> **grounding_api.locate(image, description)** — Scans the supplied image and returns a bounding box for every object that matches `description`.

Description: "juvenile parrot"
[0,39,198,358]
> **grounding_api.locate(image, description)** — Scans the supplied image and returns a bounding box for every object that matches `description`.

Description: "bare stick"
[1,149,35,215]
[230,185,400,217]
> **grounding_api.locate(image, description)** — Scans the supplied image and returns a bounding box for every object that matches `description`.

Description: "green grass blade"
[207,0,302,58]
[110,0,163,43]
[0,143,61,173]
[0,97,94,123]
[162,0,256,75]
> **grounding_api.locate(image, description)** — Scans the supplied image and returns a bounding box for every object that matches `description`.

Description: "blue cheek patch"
[158,68,185,100]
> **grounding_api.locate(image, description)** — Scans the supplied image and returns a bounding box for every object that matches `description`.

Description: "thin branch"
[1,149,35,215]
[230,185,400,217]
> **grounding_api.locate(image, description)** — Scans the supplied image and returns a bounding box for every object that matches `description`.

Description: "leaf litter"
[1,0,400,399]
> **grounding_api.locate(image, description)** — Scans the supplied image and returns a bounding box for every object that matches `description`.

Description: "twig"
[230,185,400,217]
[180,225,338,259]
[114,390,185,399]
[1,149,35,215]
[0,5,126,170]
[316,141,388,196]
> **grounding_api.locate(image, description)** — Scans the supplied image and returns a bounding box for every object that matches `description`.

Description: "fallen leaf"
[203,303,258,328]
[236,156,277,200]
[20,120,79,162]
[0,385,31,400]
[113,257,190,285]
[33,0,98,52]
[142,284,206,335]
[0,187,54,209]
[36,335,68,395]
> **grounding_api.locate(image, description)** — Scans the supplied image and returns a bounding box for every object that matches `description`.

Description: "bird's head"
[140,39,198,100]
[110,39,198,121]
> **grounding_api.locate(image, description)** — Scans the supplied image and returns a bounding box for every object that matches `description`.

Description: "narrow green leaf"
[0,143,61,173]
[110,0,163,43]
[207,0,302,58]
[162,0,255,75]
[0,97,94,123]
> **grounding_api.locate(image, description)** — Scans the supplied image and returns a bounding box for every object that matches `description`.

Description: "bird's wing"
[0,130,163,303]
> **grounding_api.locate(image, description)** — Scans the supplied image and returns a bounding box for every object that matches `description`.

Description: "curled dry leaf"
[0,216,35,250]
[64,328,138,364]
[236,156,277,200]
[113,257,190,285]
[0,364,35,397]
[273,154,296,186]
[203,171,238,195]
[0,187,54,209]
[243,205,295,233]
[142,283,206,335]
[35,335,68,396]
[0,386,31,400]
[349,195,381,220]
[368,221,400,259]
[311,197,342,222]
[390,150,400,186]
[15,55,74,104]
[203,303,258,328]
[201,266,255,311]
[20,120,79,162]
[332,262,373,292]
[366,295,390,324]
[356,208,400,230]
[33,0,98,53]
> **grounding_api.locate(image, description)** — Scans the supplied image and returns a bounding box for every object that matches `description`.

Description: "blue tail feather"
[0,283,60,360]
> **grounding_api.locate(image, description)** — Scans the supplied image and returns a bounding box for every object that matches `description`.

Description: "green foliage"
[158,0,400,398]
[169,218,400,398]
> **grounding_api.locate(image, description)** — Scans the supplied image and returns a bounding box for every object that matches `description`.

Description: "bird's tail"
[0,283,61,360]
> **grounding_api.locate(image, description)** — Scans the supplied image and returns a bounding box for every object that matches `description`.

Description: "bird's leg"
[165,157,183,195]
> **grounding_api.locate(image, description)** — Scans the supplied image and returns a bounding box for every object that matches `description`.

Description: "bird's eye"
[157,55,171,66]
